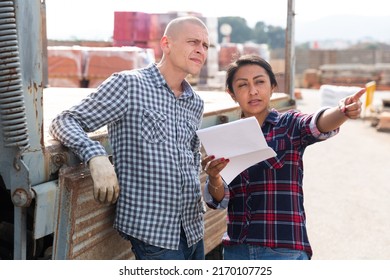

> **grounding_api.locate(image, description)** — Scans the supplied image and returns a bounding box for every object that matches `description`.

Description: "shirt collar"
[264,109,280,126]
[147,63,195,99]
[147,63,166,88]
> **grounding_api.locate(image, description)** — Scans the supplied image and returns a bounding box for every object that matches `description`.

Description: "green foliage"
[218,17,253,43]
[218,17,285,50]
[267,25,286,49]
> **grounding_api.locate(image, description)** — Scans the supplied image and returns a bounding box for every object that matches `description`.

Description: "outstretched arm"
[316,88,366,133]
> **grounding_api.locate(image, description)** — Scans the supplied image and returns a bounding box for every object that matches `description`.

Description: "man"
[49,16,210,260]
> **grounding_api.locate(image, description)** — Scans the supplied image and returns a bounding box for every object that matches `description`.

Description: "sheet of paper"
[196,117,276,184]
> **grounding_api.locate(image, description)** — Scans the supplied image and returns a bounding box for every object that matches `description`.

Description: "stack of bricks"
[376,99,390,132]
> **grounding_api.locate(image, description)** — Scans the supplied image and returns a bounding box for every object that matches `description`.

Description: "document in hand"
[196,117,276,184]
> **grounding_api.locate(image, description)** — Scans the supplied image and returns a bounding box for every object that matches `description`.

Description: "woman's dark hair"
[225,54,278,93]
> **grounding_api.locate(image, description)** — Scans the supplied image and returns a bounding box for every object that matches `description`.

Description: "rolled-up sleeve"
[310,107,340,140]
[203,179,230,209]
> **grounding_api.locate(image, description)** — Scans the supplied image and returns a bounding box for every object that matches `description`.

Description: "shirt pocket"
[257,139,289,169]
[184,119,197,142]
[141,109,167,143]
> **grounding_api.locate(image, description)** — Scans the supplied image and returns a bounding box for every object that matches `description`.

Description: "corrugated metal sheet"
[52,159,226,259]
[53,164,134,260]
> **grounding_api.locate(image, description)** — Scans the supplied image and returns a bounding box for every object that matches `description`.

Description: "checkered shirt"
[204,108,339,258]
[49,64,205,250]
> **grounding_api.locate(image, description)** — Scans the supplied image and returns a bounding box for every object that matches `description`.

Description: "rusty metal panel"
[200,147,226,254]
[52,157,226,259]
[52,164,134,260]
[203,204,226,254]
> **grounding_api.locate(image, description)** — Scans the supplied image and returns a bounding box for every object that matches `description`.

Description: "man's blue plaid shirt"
[50,64,205,250]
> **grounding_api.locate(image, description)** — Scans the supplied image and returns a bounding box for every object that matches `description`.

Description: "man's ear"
[160,35,170,54]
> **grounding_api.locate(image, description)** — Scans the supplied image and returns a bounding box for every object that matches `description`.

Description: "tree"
[253,21,269,44]
[267,25,285,49]
[217,17,285,50]
[218,17,252,43]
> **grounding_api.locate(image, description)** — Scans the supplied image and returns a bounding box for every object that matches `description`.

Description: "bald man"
[49,16,210,260]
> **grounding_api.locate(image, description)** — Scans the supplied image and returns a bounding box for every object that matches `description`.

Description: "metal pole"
[13,207,27,259]
[8,0,43,260]
[285,0,296,100]
[41,0,49,88]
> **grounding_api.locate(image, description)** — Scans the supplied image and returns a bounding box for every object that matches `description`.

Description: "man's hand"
[88,155,120,204]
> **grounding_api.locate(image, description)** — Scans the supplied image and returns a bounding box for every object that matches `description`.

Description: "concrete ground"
[296,89,390,260]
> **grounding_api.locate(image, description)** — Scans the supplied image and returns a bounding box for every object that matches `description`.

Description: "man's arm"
[49,74,130,204]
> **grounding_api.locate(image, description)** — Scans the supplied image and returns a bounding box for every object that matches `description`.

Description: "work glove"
[88,155,120,204]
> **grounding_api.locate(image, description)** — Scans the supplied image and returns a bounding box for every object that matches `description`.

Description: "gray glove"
[88,155,120,204]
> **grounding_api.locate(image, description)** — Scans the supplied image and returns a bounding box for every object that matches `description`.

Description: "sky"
[45,0,390,43]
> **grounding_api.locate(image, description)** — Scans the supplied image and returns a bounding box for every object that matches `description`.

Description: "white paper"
[196,117,276,184]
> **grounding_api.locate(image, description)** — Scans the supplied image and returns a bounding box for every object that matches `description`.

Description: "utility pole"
[285,0,295,100]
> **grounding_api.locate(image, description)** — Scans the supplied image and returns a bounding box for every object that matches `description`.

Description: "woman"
[202,54,365,260]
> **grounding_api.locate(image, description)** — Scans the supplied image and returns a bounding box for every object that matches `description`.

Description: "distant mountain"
[295,15,390,43]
